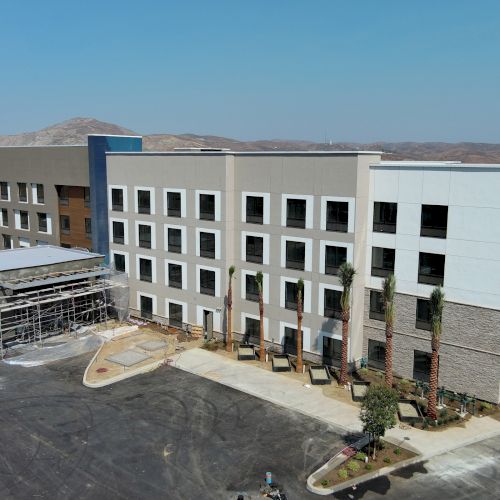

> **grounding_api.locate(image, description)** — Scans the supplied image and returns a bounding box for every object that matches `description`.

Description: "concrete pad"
[106,350,151,367]
[137,340,169,351]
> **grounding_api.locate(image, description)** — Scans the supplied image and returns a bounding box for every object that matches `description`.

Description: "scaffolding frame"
[0,271,129,358]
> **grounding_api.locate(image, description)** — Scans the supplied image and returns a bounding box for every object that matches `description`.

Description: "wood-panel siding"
[59,186,92,250]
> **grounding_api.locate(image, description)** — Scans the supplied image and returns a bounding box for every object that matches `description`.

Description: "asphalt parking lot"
[0,354,348,500]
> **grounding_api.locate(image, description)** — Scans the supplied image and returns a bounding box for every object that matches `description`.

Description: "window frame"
[324,245,347,276]
[286,198,307,228]
[369,290,385,321]
[415,298,432,330]
[421,204,448,239]
[199,268,216,296]
[245,235,264,264]
[326,200,349,232]
[418,252,445,286]
[371,247,395,277]
[373,201,397,233]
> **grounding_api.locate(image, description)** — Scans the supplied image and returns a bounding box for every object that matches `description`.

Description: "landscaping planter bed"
[398,399,424,424]
[237,344,256,361]
[309,365,331,385]
[351,381,370,402]
[272,354,291,372]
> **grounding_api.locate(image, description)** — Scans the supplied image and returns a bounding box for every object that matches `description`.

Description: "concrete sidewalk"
[170,348,500,459]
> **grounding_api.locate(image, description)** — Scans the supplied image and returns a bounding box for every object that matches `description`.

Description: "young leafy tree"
[383,274,396,388]
[338,262,356,385]
[427,286,445,421]
[226,266,235,352]
[360,384,399,459]
[255,271,265,362]
[295,278,304,373]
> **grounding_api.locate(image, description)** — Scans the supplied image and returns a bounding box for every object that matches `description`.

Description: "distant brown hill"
[1,117,499,163]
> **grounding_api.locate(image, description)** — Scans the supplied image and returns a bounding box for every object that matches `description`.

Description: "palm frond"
[338,262,356,288]
[383,274,396,324]
[228,265,235,278]
[430,286,445,338]
[255,271,264,293]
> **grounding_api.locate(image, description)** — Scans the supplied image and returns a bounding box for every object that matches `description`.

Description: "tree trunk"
[372,437,377,460]
[384,323,393,388]
[339,309,350,385]
[427,336,440,420]
[296,299,303,373]
[259,294,265,362]
[226,284,232,352]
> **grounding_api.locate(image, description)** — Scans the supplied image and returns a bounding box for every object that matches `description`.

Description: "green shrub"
[378,439,386,450]
[354,451,367,461]
[437,418,443,426]
[376,371,384,378]
[383,457,392,464]
[480,401,493,411]
[394,447,401,455]
[422,420,429,430]
[365,463,373,471]
[439,408,448,418]
[347,460,360,473]
[337,468,349,480]
[321,480,329,487]
[358,367,369,376]
[454,414,460,421]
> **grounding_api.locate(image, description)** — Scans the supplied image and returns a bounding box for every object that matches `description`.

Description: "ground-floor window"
[367,339,385,370]
[169,302,183,328]
[244,317,260,344]
[114,254,126,273]
[140,295,153,320]
[323,337,341,366]
[283,326,302,356]
[413,349,433,382]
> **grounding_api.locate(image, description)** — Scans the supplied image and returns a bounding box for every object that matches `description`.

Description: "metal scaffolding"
[0,268,129,358]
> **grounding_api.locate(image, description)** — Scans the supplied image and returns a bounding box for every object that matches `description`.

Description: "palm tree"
[427,286,445,421]
[338,262,356,386]
[383,274,396,388]
[295,278,304,373]
[255,271,265,362]
[226,266,235,352]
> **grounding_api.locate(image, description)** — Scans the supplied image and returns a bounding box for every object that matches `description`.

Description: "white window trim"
[196,305,221,332]
[111,249,129,274]
[241,191,271,225]
[37,213,52,234]
[0,208,8,227]
[135,220,157,250]
[279,320,312,352]
[165,258,188,290]
[240,269,269,304]
[31,183,44,205]
[0,182,11,202]
[108,184,128,212]
[316,329,344,356]
[18,236,30,248]
[318,282,344,316]
[280,276,312,313]
[240,312,270,341]
[134,186,155,215]
[164,223,187,254]
[241,231,270,265]
[109,217,129,245]
[196,264,221,297]
[163,188,187,218]
[165,298,188,323]
[281,194,314,229]
[320,195,356,233]
[14,209,30,231]
[18,183,29,204]
[135,254,157,284]
[195,189,221,221]
[281,235,313,272]
[137,291,157,315]
[319,240,354,274]
[195,228,221,260]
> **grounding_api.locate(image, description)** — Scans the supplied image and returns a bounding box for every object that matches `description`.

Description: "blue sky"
[1,0,499,142]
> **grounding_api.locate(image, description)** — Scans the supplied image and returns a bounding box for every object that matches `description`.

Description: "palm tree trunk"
[384,324,393,388]
[296,303,303,373]
[427,336,440,420]
[340,309,349,385]
[226,284,232,352]
[259,294,265,361]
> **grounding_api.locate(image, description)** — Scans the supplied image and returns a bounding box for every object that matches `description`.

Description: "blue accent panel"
[88,135,142,262]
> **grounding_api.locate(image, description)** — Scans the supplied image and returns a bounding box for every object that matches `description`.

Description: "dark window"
[168,228,182,253]
[18,183,27,202]
[369,290,385,321]
[285,281,300,311]
[416,298,431,330]
[111,188,123,211]
[19,211,29,230]
[38,213,47,232]
[325,246,347,275]
[137,190,151,214]
[413,350,433,382]
[58,186,69,206]
[169,302,183,328]
[326,201,348,232]
[2,234,12,249]
[112,221,124,244]
[83,187,90,207]
[200,232,216,259]
[246,196,264,224]
[368,339,386,370]
[36,184,45,204]
[245,274,259,302]
[200,269,216,296]
[246,235,263,263]
[85,218,91,238]
[371,247,395,277]
[244,317,260,344]
[61,243,71,248]
[418,252,445,286]
[139,258,152,282]
[199,194,215,220]
[0,182,8,200]
[286,240,305,270]
[324,289,342,318]
[114,254,126,272]
[167,192,182,217]
[1,208,8,226]
[168,263,183,289]
[138,224,152,248]
[140,295,153,320]
[323,337,342,366]
[284,327,302,356]
[286,199,306,228]
[373,202,397,233]
[421,205,448,239]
